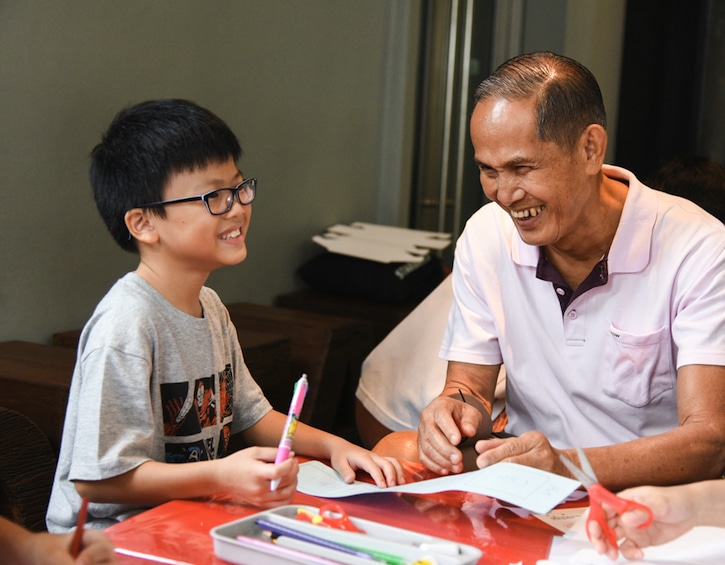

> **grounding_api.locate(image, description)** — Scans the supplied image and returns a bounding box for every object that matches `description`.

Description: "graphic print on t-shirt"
[160,378,215,462]
[219,364,234,419]
[161,368,234,463]
[218,423,232,458]
[194,376,217,429]
[161,377,218,436]
[166,439,208,463]
[162,381,199,437]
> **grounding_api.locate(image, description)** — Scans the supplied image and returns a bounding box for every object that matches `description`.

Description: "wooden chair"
[225,302,373,440]
[0,341,76,456]
[0,408,56,532]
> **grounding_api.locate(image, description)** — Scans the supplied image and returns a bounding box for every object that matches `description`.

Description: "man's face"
[470,97,593,250]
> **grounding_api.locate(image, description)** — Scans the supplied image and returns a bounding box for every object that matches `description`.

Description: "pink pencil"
[270,374,308,491]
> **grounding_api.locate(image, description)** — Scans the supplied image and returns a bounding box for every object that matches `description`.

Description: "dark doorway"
[615,0,724,180]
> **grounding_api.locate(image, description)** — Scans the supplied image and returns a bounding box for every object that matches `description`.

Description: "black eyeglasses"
[137,178,257,216]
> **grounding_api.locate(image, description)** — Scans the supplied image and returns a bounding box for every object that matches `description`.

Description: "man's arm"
[584,363,725,490]
[475,364,725,490]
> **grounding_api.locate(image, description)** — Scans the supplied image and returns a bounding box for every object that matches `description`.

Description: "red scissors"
[559,447,654,550]
[296,504,364,533]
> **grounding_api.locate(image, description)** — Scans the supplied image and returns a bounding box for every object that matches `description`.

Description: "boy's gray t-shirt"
[46,273,272,532]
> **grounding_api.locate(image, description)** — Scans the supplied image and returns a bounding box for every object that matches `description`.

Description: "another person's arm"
[0,516,117,565]
[417,361,498,474]
[588,479,725,561]
[472,364,725,490]
[355,398,395,449]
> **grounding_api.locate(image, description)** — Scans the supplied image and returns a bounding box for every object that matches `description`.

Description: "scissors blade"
[559,448,597,490]
[575,447,599,483]
[558,452,591,487]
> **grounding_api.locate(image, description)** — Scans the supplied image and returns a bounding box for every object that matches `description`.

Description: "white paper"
[541,510,725,564]
[312,234,430,263]
[312,222,451,263]
[297,460,580,515]
[329,222,452,250]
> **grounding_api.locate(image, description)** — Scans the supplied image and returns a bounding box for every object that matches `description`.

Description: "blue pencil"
[255,518,377,561]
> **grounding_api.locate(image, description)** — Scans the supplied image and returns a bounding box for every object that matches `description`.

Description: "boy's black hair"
[90,99,242,252]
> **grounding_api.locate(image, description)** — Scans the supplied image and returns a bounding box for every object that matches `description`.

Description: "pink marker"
[270,373,309,491]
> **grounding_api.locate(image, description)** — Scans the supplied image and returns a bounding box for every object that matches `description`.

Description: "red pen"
[70,497,89,558]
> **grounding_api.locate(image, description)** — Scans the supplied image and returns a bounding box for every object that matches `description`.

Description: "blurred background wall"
[4,0,718,344]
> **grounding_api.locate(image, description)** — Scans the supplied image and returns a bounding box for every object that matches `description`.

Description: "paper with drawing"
[297,460,580,514]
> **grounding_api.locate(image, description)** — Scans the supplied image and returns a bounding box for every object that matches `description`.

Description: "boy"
[47,99,404,532]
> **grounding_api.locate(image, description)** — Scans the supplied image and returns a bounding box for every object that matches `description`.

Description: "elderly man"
[417,52,725,491]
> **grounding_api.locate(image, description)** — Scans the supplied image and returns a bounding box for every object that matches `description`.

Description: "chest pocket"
[603,323,674,408]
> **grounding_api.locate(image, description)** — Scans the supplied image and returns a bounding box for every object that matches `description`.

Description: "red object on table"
[106,489,564,564]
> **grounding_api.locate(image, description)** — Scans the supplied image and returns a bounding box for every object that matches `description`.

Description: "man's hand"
[474,431,572,476]
[417,395,483,475]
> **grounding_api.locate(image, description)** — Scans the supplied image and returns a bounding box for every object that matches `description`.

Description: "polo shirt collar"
[510,165,655,275]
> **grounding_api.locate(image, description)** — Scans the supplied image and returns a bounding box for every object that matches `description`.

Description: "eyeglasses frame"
[136,178,257,216]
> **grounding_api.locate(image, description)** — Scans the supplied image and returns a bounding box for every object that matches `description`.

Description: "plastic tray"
[211,504,483,565]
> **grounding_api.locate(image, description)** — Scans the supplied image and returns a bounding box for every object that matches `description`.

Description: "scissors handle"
[296,504,364,533]
[586,483,654,549]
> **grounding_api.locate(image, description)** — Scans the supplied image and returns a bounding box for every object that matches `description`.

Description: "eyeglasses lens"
[237,181,256,205]
[204,181,255,215]
[204,190,232,215]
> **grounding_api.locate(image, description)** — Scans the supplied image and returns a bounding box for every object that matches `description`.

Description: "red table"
[105,477,568,565]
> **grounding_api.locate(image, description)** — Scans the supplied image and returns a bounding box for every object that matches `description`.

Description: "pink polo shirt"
[441,165,725,448]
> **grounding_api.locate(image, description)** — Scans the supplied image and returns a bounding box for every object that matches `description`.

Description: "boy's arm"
[242,411,406,487]
[240,410,350,461]
[74,442,297,508]
[76,459,227,505]
[76,410,318,506]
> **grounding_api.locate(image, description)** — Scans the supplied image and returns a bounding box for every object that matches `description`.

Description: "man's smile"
[511,205,545,219]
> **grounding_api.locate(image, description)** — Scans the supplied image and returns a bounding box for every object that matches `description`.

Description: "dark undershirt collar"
[536,250,609,314]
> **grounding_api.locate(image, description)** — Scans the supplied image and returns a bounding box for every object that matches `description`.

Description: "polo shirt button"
[556,287,566,296]
[568,310,578,319]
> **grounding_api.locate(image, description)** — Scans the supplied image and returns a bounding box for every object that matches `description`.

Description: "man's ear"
[125,208,159,245]
[579,124,607,174]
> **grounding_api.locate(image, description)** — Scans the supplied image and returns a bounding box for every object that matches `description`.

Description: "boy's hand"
[328,442,406,488]
[220,446,298,508]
